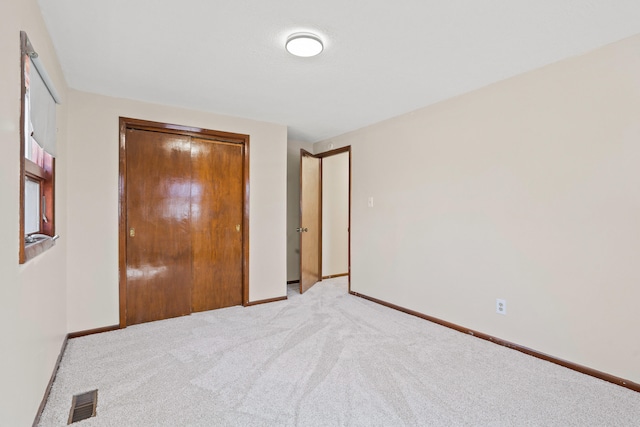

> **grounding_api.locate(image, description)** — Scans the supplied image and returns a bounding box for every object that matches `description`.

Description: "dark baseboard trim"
[34,324,121,424]
[32,334,69,427]
[68,324,120,339]
[349,290,640,394]
[322,273,348,279]
[286,280,300,284]
[246,296,287,306]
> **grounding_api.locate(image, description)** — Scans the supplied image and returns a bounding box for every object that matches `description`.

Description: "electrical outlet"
[496,298,506,315]
[367,197,374,207]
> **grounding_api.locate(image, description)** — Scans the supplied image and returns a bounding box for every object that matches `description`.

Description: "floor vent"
[68,390,98,424]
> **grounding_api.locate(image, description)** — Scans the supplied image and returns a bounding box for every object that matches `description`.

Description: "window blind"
[29,62,57,156]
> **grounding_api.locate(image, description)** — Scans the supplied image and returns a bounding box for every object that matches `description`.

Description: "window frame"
[20,31,57,264]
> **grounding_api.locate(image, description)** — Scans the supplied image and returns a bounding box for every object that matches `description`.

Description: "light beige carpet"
[40,277,640,426]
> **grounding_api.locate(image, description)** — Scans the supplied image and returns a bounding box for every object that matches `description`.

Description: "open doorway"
[321,150,350,280]
[294,146,351,295]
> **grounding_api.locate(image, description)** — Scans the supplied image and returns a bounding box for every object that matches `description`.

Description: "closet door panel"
[191,138,243,312]
[125,129,192,325]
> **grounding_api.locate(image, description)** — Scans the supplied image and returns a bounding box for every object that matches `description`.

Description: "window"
[20,31,60,263]
[24,177,41,235]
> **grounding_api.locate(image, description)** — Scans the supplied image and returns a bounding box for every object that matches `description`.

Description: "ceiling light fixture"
[286,32,324,57]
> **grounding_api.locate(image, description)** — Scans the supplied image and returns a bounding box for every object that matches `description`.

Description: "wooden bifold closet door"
[124,126,244,326]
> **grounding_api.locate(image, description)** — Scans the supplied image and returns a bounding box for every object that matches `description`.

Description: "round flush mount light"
[286,32,324,57]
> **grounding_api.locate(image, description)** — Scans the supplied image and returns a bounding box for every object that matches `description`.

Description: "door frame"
[299,146,351,292]
[118,117,250,328]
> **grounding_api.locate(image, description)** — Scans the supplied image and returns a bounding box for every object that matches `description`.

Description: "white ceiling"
[38,1,640,142]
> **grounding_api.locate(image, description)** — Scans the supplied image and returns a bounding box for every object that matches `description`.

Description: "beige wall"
[66,90,288,331]
[286,140,315,281]
[322,152,349,277]
[315,34,640,383]
[0,1,69,425]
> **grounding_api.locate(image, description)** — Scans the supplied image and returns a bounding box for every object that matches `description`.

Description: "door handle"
[296,227,308,233]
[129,227,135,237]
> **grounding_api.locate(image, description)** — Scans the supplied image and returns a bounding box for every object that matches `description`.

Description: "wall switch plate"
[496,298,506,315]
[367,197,374,207]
